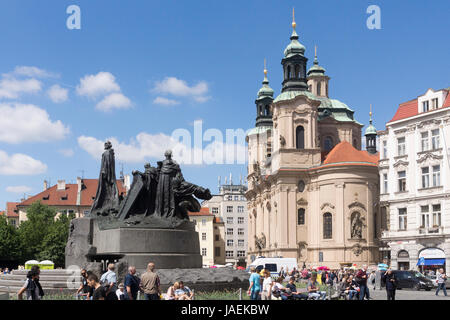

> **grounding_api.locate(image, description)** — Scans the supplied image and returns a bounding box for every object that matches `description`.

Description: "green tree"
[0,215,22,261]
[37,213,74,267]
[18,201,56,262]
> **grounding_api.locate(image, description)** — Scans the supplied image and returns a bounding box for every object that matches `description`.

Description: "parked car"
[425,275,439,288]
[247,258,297,278]
[382,270,433,291]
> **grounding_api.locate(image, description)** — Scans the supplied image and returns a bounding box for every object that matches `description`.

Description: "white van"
[247,258,298,278]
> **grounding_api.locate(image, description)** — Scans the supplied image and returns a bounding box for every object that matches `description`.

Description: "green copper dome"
[365,123,377,135]
[283,29,306,58]
[307,50,326,76]
[257,74,274,100]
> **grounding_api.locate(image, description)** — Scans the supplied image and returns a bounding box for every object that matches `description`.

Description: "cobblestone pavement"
[368,288,450,300]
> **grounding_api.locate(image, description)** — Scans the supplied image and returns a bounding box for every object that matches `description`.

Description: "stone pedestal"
[66,216,202,270]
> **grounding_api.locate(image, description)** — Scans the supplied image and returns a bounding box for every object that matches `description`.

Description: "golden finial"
[292,7,296,29]
[264,58,267,76]
[370,104,373,118]
[315,45,317,58]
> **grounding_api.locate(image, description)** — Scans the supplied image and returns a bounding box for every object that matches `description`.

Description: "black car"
[382,270,434,291]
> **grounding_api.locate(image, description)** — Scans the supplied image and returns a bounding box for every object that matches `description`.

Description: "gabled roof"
[6,202,19,217]
[323,141,379,167]
[18,179,127,207]
[388,88,450,123]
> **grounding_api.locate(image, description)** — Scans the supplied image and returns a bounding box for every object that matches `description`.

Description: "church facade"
[246,15,381,269]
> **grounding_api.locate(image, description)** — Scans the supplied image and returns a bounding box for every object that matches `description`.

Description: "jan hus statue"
[90,141,119,216]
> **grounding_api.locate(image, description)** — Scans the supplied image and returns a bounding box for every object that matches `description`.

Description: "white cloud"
[153,77,209,103]
[78,131,247,165]
[6,185,32,193]
[0,103,70,144]
[58,148,74,157]
[0,78,42,99]
[47,84,69,103]
[11,66,58,78]
[0,150,47,175]
[96,92,132,112]
[76,72,121,98]
[153,96,180,106]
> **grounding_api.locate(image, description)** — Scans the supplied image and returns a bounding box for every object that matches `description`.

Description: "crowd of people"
[11,262,448,301]
[75,262,194,301]
[247,264,432,301]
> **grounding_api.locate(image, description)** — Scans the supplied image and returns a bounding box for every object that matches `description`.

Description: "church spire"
[365,104,378,154]
[255,59,274,127]
[281,8,308,92]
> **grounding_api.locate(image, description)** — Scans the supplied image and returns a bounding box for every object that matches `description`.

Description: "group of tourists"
[76,262,162,300]
[0,268,10,274]
[248,264,402,300]
[248,266,327,300]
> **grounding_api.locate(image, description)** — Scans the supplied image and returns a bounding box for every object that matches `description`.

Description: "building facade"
[246,15,381,269]
[379,87,450,274]
[189,207,225,266]
[201,181,248,265]
[0,202,19,227]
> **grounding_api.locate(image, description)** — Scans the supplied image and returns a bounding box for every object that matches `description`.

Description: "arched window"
[295,65,300,78]
[297,208,305,225]
[265,105,270,116]
[287,65,291,79]
[353,139,358,149]
[259,105,263,115]
[296,126,305,149]
[317,82,321,96]
[324,136,333,152]
[323,213,332,239]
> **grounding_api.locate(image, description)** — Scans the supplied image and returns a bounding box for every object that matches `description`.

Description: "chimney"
[43,180,48,191]
[76,177,82,206]
[124,174,131,192]
[57,180,66,191]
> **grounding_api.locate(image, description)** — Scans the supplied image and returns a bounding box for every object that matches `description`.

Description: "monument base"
[66,217,202,270]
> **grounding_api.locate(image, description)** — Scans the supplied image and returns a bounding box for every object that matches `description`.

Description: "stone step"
[12,270,76,276]
[0,279,80,288]
[0,274,82,281]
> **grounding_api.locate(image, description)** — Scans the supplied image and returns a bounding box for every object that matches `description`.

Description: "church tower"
[281,8,308,92]
[255,59,274,127]
[307,46,330,97]
[365,105,378,154]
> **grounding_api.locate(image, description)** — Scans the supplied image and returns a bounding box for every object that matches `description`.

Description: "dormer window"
[43,195,50,200]
[432,98,439,109]
[61,195,68,201]
[422,100,429,112]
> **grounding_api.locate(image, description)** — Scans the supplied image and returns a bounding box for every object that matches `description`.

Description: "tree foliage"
[0,215,22,261]
[0,201,74,267]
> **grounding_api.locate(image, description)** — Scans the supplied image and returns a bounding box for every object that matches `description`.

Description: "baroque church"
[246,12,381,268]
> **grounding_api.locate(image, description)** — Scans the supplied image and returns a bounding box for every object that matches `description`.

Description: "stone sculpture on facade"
[351,212,363,239]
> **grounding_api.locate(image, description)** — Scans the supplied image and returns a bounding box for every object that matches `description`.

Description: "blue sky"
[0,0,449,207]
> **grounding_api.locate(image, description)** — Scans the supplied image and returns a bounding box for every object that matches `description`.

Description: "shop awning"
[417,258,445,266]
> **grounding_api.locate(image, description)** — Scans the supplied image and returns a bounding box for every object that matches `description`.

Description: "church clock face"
[298,180,305,192]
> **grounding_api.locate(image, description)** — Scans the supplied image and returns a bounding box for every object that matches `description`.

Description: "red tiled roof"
[388,89,450,123]
[388,99,418,123]
[18,179,127,207]
[79,179,127,206]
[323,141,379,166]
[214,217,223,224]
[6,202,19,217]
[188,207,213,216]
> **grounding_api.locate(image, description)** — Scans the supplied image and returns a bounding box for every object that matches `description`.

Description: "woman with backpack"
[17,265,44,300]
